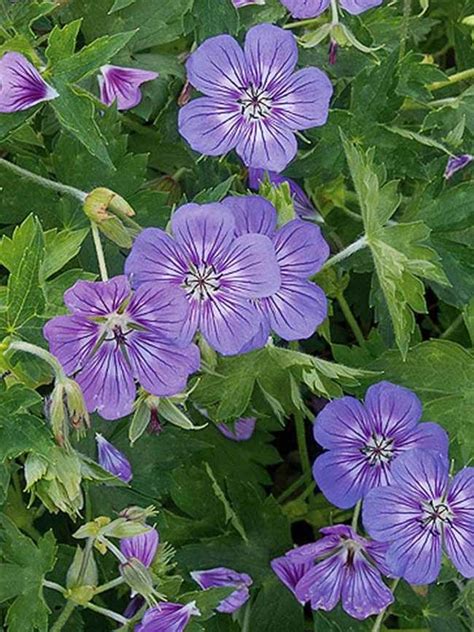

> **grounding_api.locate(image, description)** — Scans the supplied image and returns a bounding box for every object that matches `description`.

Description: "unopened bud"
[67,545,98,588]
[120,558,161,604]
[178,79,192,106]
[119,505,158,523]
[83,187,138,249]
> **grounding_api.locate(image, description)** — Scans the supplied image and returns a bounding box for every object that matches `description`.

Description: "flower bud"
[64,378,90,436]
[96,433,132,483]
[120,558,162,604]
[119,505,158,523]
[83,187,139,249]
[67,545,98,588]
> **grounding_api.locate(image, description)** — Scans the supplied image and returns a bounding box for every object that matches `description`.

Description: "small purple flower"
[222,195,329,347]
[136,602,200,632]
[179,24,332,171]
[125,201,281,356]
[191,567,253,613]
[363,450,474,584]
[248,168,318,219]
[0,52,58,113]
[121,528,159,567]
[96,433,132,483]
[281,0,382,19]
[273,525,393,620]
[444,154,473,179]
[44,276,200,420]
[312,381,449,509]
[98,65,158,111]
[232,0,265,6]
[217,417,256,441]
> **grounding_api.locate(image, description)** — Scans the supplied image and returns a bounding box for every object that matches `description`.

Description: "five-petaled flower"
[98,64,158,111]
[281,0,383,19]
[312,381,449,508]
[0,52,58,113]
[136,602,200,632]
[44,276,199,420]
[96,433,133,483]
[363,449,474,584]
[222,194,329,350]
[272,525,393,620]
[179,24,332,171]
[125,201,281,355]
[191,567,253,613]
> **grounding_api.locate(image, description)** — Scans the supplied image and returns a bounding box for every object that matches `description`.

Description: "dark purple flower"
[444,154,473,179]
[217,417,256,441]
[281,0,382,19]
[0,52,58,113]
[179,24,332,171]
[136,602,200,632]
[96,433,132,483]
[222,195,329,347]
[363,450,474,584]
[44,276,200,420]
[248,168,318,219]
[191,567,253,613]
[121,528,159,567]
[274,525,393,620]
[125,202,281,356]
[98,64,158,111]
[312,381,449,509]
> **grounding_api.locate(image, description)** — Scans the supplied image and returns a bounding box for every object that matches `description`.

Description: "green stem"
[336,293,367,349]
[283,17,322,30]
[440,313,464,340]
[294,412,312,481]
[8,340,67,382]
[94,576,125,595]
[241,599,252,632]
[429,68,474,91]
[85,602,129,625]
[277,471,312,503]
[0,158,87,202]
[43,580,66,594]
[50,601,76,632]
[321,235,368,271]
[399,0,412,60]
[90,222,109,282]
[329,0,339,25]
[371,578,400,632]
[351,500,362,531]
[296,481,316,502]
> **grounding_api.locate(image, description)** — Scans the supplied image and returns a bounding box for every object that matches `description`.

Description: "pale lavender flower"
[222,195,329,348]
[191,567,253,613]
[363,450,474,584]
[125,201,281,356]
[44,276,199,420]
[179,24,332,171]
[96,433,132,483]
[232,0,265,6]
[444,154,473,179]
[248,168,318,219]
[281,0,382,19]
[273,525,393,620]
[98,65,158,111]
[0,52,58,112]
[136,602,200,632]
[217,417,256,441]
[121,528,159,567]
[312,381,449,509]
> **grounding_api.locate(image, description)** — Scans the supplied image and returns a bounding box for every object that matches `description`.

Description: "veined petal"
[295,553,344,611]
[397,421,449,456]
[0,52,58,113]
[136,602,200,632]
[390,449,449,501]
[99,65,158,111]
[244,24,298,92]
[362,485,425,543]
[280,0,330,19]
[445,468,474,578]
[314,397,372,449]
[217,418,256,441]
[271,555,313,602]
[341,555,393,620]
[273,220,329,276]
[191,567,252,614]
[121,529,159,568]
[96,434,133,483]
[64,276,131,316]
[236,118,297,171]
[43,315,99,374]
[385,521,442,584]
[340,0,383,15]
[127,284,190,341]
[238,319,271,354]
[364,381,422,437]
[221,194,277,237]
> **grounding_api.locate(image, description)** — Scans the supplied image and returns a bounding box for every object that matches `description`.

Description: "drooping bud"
[83,187,139,248]
[177,79,192,106]
[119,505,158,524]
[67,545,99,588]
[96,433,133,483]
[121,528,159,567]
[120,558,163,604]
[149,175,182,206]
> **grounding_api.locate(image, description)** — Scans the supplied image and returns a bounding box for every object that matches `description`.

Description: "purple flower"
[0,52,58,113]
[217,417,256,441]
[232,0,265,6]
[191,567,253,613]
[222,195,329,347]
[125,202,281,356]
[312,381,449,509]
[178,24,332,171]
[363,450,474,584]
[273,525,393,620]
[444,154,473,180]
[136,602,200,632]
[121,528,159,567]
[96,433,132,483]
[248,168,318,219]
[98,65,158,111]
[44,276,200,420]
[281,0,382,19]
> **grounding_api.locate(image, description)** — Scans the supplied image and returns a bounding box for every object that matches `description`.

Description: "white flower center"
[361,434,394,466]
[420,499,453,535]
[183,262,221,301]
[238,84,272,121]
[103,312,132,345]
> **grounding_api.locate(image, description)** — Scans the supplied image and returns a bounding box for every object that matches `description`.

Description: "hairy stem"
[294,412,312,482]
[8,340,67,382]
[90,222,109,282]
[50,601,76,632]
[336,293,367,349]
[371,578,400,632]
[329,0,339,25]
[283,17,322,30]
[0,158,87,202]
[94,576,125,595]
[43,580,66,594]
[429,68,474,91]
[322,235,368,270]
[351,500,362,531]
[84,602,129,625]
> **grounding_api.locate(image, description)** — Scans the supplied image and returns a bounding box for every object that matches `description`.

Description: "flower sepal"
[65,585,96,606]
[120,558,165,604]
[83,187,139,248]
[67,545,99,588]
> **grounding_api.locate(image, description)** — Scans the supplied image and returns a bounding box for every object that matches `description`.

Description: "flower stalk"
[322,235,368,270]
[90,222,109,282]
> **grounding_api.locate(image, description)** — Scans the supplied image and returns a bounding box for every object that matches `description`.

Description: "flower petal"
[64,276,131,316]
[191,567,252,614]
[280,0,330,19]
[248,168,317,219]
[0,52,58,113]
[341,555,393,620]
[295,553,344,611]
[340,0,383,16]
[390,449,449,501]
[364,381,423,437]
[272,67,332,131]
[385,522,442,584]
[314,397,372,449]
[236,118,297,171]
[397,421,449,456]
[221,194,277,237]
[121,529,159,567]
[271,555,312,602]
[136,602,200,632]
[217,418,256,441]
[244,24,298,92]
[127,284,190,341]
[99,65,158,110]
[43,315,99,374]
[273,219,329,276]
[362,485,424,543]
[445,468,474,578]
[96,434,133,483]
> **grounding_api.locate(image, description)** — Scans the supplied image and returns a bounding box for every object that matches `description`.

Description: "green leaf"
[41,228,89,281]
[193,0,239,41]
[182,587,234,619]
[249,576,304,632]
[0,515,57,632]
[0,109,40,142]
[45,19,82,65]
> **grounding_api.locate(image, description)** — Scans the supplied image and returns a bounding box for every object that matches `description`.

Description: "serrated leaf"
[0,108,40,142]
[41,228,89,281]
[193,0,239,41]
[45,19,82,65]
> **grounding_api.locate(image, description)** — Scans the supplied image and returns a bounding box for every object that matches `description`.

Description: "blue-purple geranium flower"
[44,276,199,420]
[96,433,132,483]
[281,0,382,19]
[0,52,58,113]
[179,24,332,171]
[136,602,200,632]
[444,154,473,180]
[98,64,158,111]
[312,381,449,509]
[191,567,253,613]
[363,449,474,584]
[125,201,281,355]
[222,195,329,349]
[217,417,256,441]
[273,525,393,620]
[121,528,159,568]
